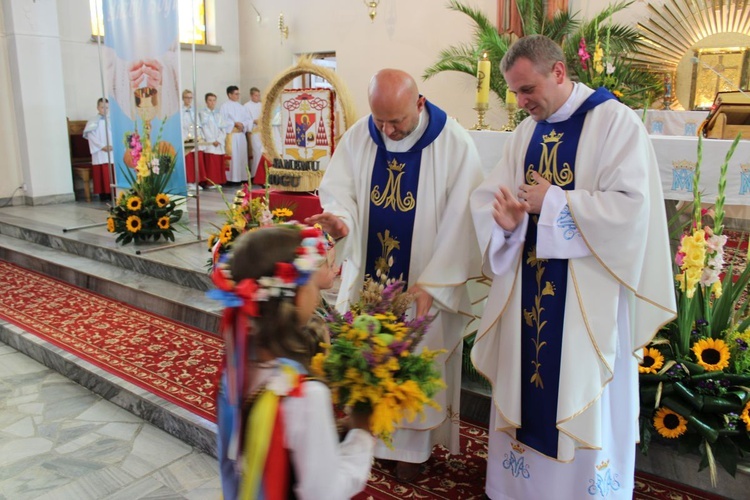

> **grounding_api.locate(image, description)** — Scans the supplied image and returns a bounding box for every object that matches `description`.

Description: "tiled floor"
[0,193,234,499]
[0,343,222,500]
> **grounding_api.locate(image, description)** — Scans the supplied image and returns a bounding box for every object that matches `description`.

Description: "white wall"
[237,0,504,128]
[0,1,23,203]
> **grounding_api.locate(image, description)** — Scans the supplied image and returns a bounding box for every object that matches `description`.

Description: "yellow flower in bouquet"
[639,135,750,483]
[207,185,296,266]
[108,118,182,245]
[311,278,445,445]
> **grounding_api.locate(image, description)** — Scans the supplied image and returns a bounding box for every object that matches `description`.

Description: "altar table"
[250,188,322,222]
[468,130,750,206]
[641,109,708,137]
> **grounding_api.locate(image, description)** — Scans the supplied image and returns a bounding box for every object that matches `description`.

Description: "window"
[89,0,206,45]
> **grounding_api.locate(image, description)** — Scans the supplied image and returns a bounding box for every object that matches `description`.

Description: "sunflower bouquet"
[638,135,750,483]
[206,184,295,265]
[107,118,182,244]
[311,278,445,445]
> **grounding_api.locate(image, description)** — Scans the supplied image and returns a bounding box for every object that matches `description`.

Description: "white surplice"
[83,114,113,165]
[318,104,483,462]
[199,107,230,155]
[470,84,677,499]
[220,100,252,182]
[244,100,263,177]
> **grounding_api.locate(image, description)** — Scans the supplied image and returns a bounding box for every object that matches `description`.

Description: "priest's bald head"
[501,35,574,122]
[368,69,426,141]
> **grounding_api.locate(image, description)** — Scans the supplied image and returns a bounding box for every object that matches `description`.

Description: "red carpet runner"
[0,259,735,498]
[0,260,222,422]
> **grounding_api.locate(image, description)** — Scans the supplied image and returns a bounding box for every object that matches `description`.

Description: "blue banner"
[103,0,186,196]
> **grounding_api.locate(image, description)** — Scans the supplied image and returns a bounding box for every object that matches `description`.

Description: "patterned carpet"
[0,258,738,499]
[0,260,222,422]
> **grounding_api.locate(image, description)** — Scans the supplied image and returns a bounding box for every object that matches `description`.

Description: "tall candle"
[506,88,517,106]
[476,53,491,105]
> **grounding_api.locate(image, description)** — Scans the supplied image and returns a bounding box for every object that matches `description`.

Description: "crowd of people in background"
[181,85,266,192]
[83,85,268,199]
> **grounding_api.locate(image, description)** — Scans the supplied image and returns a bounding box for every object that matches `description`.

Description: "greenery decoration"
[638,134,750,485]
[423,0,663,108]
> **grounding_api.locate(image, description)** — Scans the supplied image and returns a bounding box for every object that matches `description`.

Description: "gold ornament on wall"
[364,0,380,22]
[633,0,750,110]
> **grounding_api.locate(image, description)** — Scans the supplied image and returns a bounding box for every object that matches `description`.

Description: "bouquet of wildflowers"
[638,135,750,483]
[207,184,295,264]
[311,278,445,445]
[107,118,182,244]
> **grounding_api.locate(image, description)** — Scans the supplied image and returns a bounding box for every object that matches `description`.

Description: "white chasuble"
[319,102,483,461]
[470,84,676,499]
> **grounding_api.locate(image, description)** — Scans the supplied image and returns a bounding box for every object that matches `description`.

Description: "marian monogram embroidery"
[556,205,580,240]
[502,442,531,479]
[526,129,573,187]
[587,460,621,497]
[370,159,416,212]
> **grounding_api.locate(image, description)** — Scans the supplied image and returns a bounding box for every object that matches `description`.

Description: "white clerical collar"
[382,107,428,152]
[545,82,593,123]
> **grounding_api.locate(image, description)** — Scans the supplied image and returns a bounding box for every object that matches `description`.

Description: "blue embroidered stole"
[364,101,447,283]
[516,88,615,458]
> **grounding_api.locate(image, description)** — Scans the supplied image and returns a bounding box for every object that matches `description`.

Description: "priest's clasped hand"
[305,212,349,241]
[518,171,550,214]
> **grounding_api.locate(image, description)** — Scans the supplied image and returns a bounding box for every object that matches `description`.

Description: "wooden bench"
[68,119,93,202]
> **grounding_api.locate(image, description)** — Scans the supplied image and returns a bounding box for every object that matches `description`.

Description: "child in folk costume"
[210,225,374,500]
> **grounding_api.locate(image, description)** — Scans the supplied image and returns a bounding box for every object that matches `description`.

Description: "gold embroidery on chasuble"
[526,129,574,187]
[522,233,557,389]
[374,230,400,278]
[370,159,416,212]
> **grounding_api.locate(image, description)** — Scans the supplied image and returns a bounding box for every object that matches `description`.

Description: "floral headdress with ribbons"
[206,224,327,462]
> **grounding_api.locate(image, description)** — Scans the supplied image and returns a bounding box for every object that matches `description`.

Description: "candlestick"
[476,53,491,106]
[505,88,517,106]
[470,102,491,131]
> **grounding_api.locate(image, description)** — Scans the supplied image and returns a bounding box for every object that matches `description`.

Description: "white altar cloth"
[642,109,708,137]
[468,130,750,206]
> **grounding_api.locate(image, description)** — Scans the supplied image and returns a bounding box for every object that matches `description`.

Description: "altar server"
[243,87,263,178]
[83,98,114,200]
[309,69,483,482]
[200,92,232,186]
[220,86,252,184]
[470,35,677,499]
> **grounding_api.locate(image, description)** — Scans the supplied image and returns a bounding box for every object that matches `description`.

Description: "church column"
[2,0,73,205]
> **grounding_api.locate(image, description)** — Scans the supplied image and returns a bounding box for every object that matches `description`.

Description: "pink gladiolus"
[675,252,684,267]
[578,38,590,70]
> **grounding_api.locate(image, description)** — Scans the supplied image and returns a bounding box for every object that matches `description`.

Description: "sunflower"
[157,216,170,230]
[126,215,142,233]
[741,401,750,431]
[106,217,116,233]
[692,338,731,372]
[155,193,170,208]
[653,407,687,439]
[126,196,142,211]
[219,224,234,244]
[638,347,664,374]
[272,207,294,219]
[207,233,218,249]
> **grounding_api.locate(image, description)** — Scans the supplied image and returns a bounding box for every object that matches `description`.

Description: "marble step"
[0,320,218,458]
[0,234,221,334]
[0,212,213,293]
